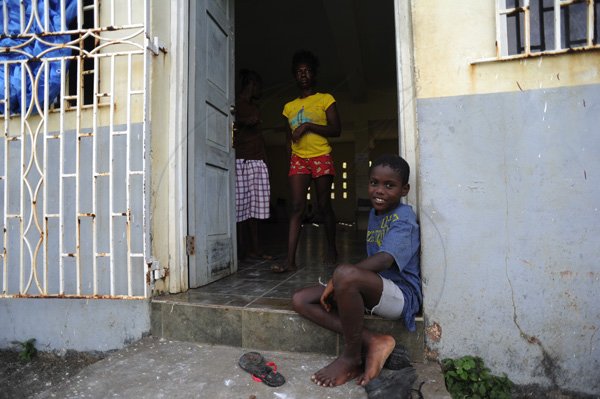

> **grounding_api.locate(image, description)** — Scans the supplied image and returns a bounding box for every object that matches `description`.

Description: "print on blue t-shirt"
[366,203,421,332]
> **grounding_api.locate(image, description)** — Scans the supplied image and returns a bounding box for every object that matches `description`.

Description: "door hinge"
[186,235,195,256]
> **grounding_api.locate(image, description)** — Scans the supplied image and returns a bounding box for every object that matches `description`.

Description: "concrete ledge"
[0,298,151,351]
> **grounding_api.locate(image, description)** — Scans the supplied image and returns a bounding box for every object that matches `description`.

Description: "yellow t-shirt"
[282,92,336,158]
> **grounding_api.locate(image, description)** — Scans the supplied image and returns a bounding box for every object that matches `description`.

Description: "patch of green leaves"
[442,355,512,399]
[12,338,38,362]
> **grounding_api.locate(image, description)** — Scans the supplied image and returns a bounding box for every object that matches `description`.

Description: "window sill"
[471,45,600,65]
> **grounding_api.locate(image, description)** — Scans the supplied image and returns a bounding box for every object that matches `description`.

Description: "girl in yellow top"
[273,50,341,273]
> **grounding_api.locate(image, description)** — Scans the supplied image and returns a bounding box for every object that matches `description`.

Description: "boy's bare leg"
[292,265,396,387]
[313,271,364,388]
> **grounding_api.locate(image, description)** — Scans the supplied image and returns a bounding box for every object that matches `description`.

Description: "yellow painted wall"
[412,0,600,99]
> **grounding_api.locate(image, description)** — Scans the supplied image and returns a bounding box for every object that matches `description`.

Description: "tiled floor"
[156,222,367,311]
[152,222,425,360]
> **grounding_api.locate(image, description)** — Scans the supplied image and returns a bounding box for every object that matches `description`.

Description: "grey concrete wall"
[418,84,600,395]
[0,298,150,352]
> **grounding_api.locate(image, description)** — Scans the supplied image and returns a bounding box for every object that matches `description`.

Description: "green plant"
[13,338,38,361]
[442,355,513,399]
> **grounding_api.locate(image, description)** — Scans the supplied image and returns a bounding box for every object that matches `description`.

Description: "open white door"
[188,0,237,288]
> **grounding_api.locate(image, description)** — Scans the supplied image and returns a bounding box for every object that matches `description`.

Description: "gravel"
[0,348,104,399]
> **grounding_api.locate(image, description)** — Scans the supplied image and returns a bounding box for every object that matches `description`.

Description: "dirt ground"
[0,348,104,399]
[0,345,596,399]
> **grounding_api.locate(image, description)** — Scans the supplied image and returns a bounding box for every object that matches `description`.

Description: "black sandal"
[238,352,286,387]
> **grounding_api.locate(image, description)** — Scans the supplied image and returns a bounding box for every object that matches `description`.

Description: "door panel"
[188,0,236,288]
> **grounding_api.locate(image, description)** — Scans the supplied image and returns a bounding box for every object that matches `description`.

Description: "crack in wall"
[503,129,560,389]
[505,239,561,388]
[590,327,598,356]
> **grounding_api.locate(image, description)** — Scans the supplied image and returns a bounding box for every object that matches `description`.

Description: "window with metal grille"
[0,0,99,115]
[496,0,600,57]
[66,0,97,108]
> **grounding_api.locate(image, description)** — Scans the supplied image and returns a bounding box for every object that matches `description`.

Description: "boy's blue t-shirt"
[366,203,421,331]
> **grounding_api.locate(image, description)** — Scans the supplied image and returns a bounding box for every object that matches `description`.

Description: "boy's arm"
[354,252,395,273]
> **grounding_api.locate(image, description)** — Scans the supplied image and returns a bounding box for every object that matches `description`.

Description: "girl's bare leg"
[285,174,311,270]
[313,175,337,264]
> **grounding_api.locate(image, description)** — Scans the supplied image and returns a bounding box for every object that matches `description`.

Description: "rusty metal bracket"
[186,235,196,256]
[147,35,167,55]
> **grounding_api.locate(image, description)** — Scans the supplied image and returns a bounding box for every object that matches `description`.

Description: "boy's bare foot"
[310,355,362,387]
[357,334,396,386]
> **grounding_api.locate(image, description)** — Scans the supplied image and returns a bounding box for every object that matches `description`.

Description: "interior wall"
[370,138,400,164]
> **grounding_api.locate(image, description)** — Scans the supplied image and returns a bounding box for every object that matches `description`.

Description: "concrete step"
[150,298,424,362]
[150,299,450,398]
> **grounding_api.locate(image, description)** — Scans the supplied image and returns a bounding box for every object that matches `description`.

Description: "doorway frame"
[158,2,190,294]
[162,0,418,294]
[394,0,419,207]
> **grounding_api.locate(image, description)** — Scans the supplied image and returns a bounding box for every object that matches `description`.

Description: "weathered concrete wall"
[411,1,600,395]
[0,298,150,351]
[418,84,600,394]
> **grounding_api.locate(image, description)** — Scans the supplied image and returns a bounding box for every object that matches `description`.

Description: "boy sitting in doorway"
[292,154,421,387]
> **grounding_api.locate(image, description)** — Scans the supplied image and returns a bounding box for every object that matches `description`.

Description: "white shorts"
[366,276,405,319]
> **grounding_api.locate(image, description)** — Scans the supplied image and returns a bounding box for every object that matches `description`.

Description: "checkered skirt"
[235,159,271,222]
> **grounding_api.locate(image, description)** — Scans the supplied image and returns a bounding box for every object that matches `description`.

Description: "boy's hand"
[320,279,334,312]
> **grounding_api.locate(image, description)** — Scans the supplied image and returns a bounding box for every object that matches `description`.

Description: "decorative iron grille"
[0,0,150,298]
